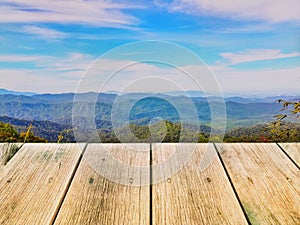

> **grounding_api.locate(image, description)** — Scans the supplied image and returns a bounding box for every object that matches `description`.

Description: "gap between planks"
[53,143,249,224]
[2,143,299,225]
[50,143,89,225]
[45,143,250,225]
[215,143,300,225]
[276,143,300,169]
[0,143,85,225]
[213,143,251,225]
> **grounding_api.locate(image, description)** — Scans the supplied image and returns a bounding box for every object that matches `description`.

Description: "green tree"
[0,122,48,143]
[0,122,19,142]
[275,100,300,121]
[19,131,48,143]
[267,99,300,142]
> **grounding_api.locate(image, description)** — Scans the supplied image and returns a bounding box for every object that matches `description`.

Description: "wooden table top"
[0,143,299,225]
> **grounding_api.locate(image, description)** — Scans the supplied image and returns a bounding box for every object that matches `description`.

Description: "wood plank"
[152,143,248,225]
[0,143,84,225]
[0,143,23,168]
[54,143,150,225]
[278,143,300,167]
[217,143,300,225]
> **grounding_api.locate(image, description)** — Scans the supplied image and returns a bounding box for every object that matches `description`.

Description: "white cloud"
[217,24,273,34]
[0,52,95,74]
[0,69,82,93]
[41,52,95,71]
[220,49,300,65]
[23,25,68,39]
[0,57,214,93]
[0,0,141,28]
[0,55,42,62]
[1,56,299,96]
[100,62,300,96]
[157,0,300,23]
[0,52,94,69]
[211,65,300,96]
[0,53,93,92]
[0,53,96,93]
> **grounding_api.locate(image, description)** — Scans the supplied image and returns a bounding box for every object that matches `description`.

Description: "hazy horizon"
[0,0,299,95]
[1,87,299,99]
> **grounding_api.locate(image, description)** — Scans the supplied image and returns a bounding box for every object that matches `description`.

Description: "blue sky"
[0,0,299,96]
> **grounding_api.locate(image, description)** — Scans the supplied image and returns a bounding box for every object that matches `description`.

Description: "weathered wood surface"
[0,143,84,225]
[278,143,300,167]
[152,143,248,225]
[0,143,23,168]
[216,143,300,225]
[54,143,150,225]
[1,143,299,225]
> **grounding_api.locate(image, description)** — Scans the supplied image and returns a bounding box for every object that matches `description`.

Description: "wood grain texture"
[0,143,23,168]
[54,143,150,225]
[0,143,84,225]
[216,143,300,225]
[152,143,248,225]
[278,143,300,167]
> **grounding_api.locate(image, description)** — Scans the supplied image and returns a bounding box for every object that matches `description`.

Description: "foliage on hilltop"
[224,122,300,142]
[0,122,47,143]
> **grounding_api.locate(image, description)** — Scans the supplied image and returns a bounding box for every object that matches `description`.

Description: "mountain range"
[0,88,37,96]
[0,89,299,142]
[0,89,299,129]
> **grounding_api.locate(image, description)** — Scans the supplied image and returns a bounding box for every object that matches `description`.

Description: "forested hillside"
[0,121,47,142]
[0,92,298,142]
[0,116,73,142]
[0,93,289,129]
[1,116,299,143]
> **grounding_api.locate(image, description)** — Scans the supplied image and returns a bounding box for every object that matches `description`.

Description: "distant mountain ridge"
[0,89,298,131]
[1,88,298,103]
[0,89,299,142]
[0,88,37,96]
